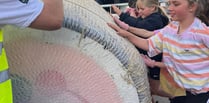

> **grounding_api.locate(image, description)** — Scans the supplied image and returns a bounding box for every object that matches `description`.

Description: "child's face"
[168,0,195,21]
[137,2,155,18]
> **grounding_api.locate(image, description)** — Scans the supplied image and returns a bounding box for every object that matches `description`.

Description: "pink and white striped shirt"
[148,18,209,93]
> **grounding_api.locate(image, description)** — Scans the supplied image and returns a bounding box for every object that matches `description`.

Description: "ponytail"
[196,0,209,25]
[189,0,209,25]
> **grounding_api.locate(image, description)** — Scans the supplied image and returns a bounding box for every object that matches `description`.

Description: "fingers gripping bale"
[3,0,151,103]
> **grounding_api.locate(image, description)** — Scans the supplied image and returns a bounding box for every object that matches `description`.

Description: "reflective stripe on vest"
[0,30,8,71]
[0,30,2,55]
[0,42,2,55]
[0,70,9,83]
[0,29,13,103]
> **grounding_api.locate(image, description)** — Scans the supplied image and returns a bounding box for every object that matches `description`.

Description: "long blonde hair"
[136,0,169,19]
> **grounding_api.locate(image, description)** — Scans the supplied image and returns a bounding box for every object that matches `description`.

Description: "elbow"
[51,14,64,30]
[42,0,64,30]
[29,14,64,30]
[46,16,64,30]
[51,17,64,30]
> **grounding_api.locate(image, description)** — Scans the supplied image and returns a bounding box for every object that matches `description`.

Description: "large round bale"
[3,0,151,103]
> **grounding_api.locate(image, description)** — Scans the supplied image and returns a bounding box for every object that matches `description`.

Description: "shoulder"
[191,18,209,35]
[143,13,169,29]
[145,13,161,19]
[143,14,161,23]
[146,12,164,19]
[156,21,177,36]
[145,13,168,23]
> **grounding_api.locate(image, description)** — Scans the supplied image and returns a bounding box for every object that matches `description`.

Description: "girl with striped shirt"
[108,0,209,102]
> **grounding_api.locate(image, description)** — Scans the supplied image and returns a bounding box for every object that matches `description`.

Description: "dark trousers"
[170,91,209,103]
[137,47,162,80]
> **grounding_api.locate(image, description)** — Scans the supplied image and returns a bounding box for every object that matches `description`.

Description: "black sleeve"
[119,12,143,27]
[134,16,165,31]
[120,13,166,31]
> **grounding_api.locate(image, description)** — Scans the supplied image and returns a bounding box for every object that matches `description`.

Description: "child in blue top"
[111,0,171,101]
[112,0,169,31]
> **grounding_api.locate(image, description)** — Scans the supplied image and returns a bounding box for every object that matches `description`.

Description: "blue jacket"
[119,12,169,31]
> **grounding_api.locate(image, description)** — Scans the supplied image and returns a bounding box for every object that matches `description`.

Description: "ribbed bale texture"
[3,0,151,103]
[62,0,151,102]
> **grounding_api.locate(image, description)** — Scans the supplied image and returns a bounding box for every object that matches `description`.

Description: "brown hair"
[188,0,209,25]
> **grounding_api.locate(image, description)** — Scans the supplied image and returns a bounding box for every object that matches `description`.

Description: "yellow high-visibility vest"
[0,29,13,103]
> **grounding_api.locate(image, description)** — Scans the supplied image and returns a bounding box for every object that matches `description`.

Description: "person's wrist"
[126,34,134,40]
[126,26,130,31]
[124,24,129,31]
[152,60,156,68]
[118,11,122,16]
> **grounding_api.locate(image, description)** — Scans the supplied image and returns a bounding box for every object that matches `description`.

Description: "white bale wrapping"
[3,0,151,103]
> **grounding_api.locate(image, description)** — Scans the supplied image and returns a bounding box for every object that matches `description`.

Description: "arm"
[155,61,166,69]
[128,26,155,38]
[111,5,122,16]
[107,23,149,51]
[112,17,155,38]
[124,8,139,18]
[29,0,64,30]
[112,5,139,19]
[141,54,166,69]
[126,33,149,51]
[119,13,142,27]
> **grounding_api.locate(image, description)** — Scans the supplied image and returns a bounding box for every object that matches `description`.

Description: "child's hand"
[141,54,156,68]
[111,5,122,15]
[113,16,129,30]
[127,8,138,18]
[107,23,131,38]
